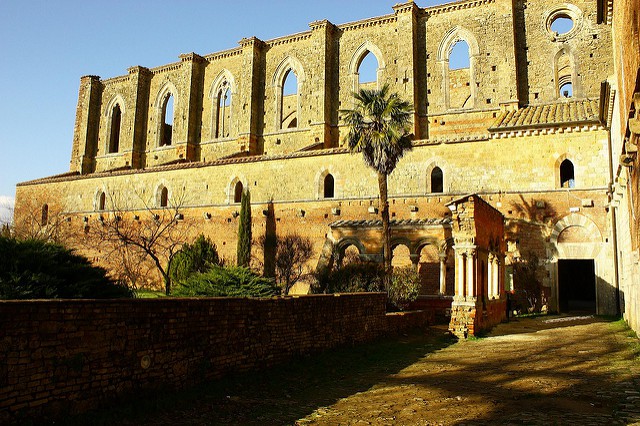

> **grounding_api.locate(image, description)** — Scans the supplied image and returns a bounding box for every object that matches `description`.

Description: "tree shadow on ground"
[57,328,457,425]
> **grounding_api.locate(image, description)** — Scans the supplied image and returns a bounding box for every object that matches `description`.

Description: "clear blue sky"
[0,0,449,222]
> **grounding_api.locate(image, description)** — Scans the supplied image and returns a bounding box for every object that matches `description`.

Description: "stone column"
[70,75,102,174]
[439,255,447,295]
[488,253,494,298]
[455,251,466,297]
[466,250,476,299]
[238,37,266,155]
[409,254,420,270]
[497,258,501,295]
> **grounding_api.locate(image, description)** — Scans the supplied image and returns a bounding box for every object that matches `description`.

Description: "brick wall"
[0,294,430,423]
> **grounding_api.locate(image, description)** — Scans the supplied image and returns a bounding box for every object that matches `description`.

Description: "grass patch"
[133,289,167,298]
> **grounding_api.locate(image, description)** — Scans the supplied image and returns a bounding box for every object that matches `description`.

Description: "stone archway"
[548,213,609,314]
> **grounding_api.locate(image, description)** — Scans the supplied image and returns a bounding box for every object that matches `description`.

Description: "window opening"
[160,187,168,207]
[550,16,574,35]
[560,159,575,188]
[108,104,121,153]
[281,70,298,129]
[358,51,379,87]
[556,50,573,98]
[448,40,471,109]
[560,82,573,98]
[449,41,470,70]
[324,174,335,198]
[41,204,49,226]
[431,167,444,193]
[161,95,174,146]
[216,85,231,138]
[99,192,106,211]
[234,181,243,203]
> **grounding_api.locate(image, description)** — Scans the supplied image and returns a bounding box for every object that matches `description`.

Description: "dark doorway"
[558,259,596,313]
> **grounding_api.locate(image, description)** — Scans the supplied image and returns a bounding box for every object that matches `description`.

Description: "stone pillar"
[392,1,426,139]
[238,37,266,155]
[439,255,447,295]
[308,20,338,148]
[466,250,476,299]
[178,53,207,162]
[127,66,151,169]
[409,253,420,270]
[455,251,466,298]
[488,253,495,298]
[70,75,102,174]
[496,257,503,297]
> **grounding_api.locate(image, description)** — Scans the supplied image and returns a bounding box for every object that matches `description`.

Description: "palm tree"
[341,84,413,271]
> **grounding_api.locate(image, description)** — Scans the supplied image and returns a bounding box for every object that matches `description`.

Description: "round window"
[543,5,582,41]
[550,15,574,35]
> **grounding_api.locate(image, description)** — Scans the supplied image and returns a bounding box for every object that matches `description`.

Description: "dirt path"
[299,316,640,425]
[67,315,640,425]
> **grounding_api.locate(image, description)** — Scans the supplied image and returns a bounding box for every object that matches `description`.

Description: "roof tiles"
[490,99,600,131]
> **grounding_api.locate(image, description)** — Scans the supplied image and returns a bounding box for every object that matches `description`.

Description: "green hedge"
[0,237,132,299]
[172,266,278,298]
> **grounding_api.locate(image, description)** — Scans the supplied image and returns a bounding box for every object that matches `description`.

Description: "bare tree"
[84,188,189,295]
[259,233,314,295]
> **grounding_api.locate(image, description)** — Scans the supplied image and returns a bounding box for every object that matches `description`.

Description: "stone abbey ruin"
[13,0,640,335]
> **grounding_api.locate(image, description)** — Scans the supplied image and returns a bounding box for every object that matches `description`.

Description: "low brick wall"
[0,293,431,422]
[410,295,454,323]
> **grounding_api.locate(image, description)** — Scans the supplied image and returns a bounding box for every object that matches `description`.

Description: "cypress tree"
[237,189,252,267]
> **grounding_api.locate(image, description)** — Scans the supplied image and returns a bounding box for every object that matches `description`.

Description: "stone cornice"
[204,47,242,61]
[337,14,397,32]
[265,31,313,47]
[425,0,495,17]
[101,75,130,85]
[489,123,604,139]
[150,61,183,74]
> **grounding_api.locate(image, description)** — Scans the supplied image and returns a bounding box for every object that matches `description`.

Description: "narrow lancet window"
[358,51,379,88]
[449,40,471,109]
[324,174,335,198]
[281,70,298,129]
[234,181,243,203]
[41,204,49,226]
[98,192,106,211]
[160,187,169,207]
[431,167,444,193]
[560,159,575,188]
[161,95,174,146]
[108,104,121,153]
[216,85,231,138]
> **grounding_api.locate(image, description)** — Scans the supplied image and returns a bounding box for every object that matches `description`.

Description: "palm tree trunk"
[378,172,391,273]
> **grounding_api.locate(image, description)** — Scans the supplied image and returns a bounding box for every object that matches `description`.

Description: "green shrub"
[169,234,222,284]
[0,237,132,299]
[172,266,278,298]
[237,190,252,267]
[313,261,386,294]
[387,266,420,311]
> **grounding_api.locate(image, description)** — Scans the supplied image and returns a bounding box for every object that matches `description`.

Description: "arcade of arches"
[319,195,506,337]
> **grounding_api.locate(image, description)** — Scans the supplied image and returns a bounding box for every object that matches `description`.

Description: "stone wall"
[15,0,624,317]
[64,0,611,174]
[0,294,431,423]
[611,0,640,336]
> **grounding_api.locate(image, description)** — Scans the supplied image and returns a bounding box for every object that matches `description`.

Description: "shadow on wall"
[507,195,558,313]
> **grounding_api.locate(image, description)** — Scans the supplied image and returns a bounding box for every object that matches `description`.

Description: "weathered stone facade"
[16,0,633,320]
[608,0,640,335]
